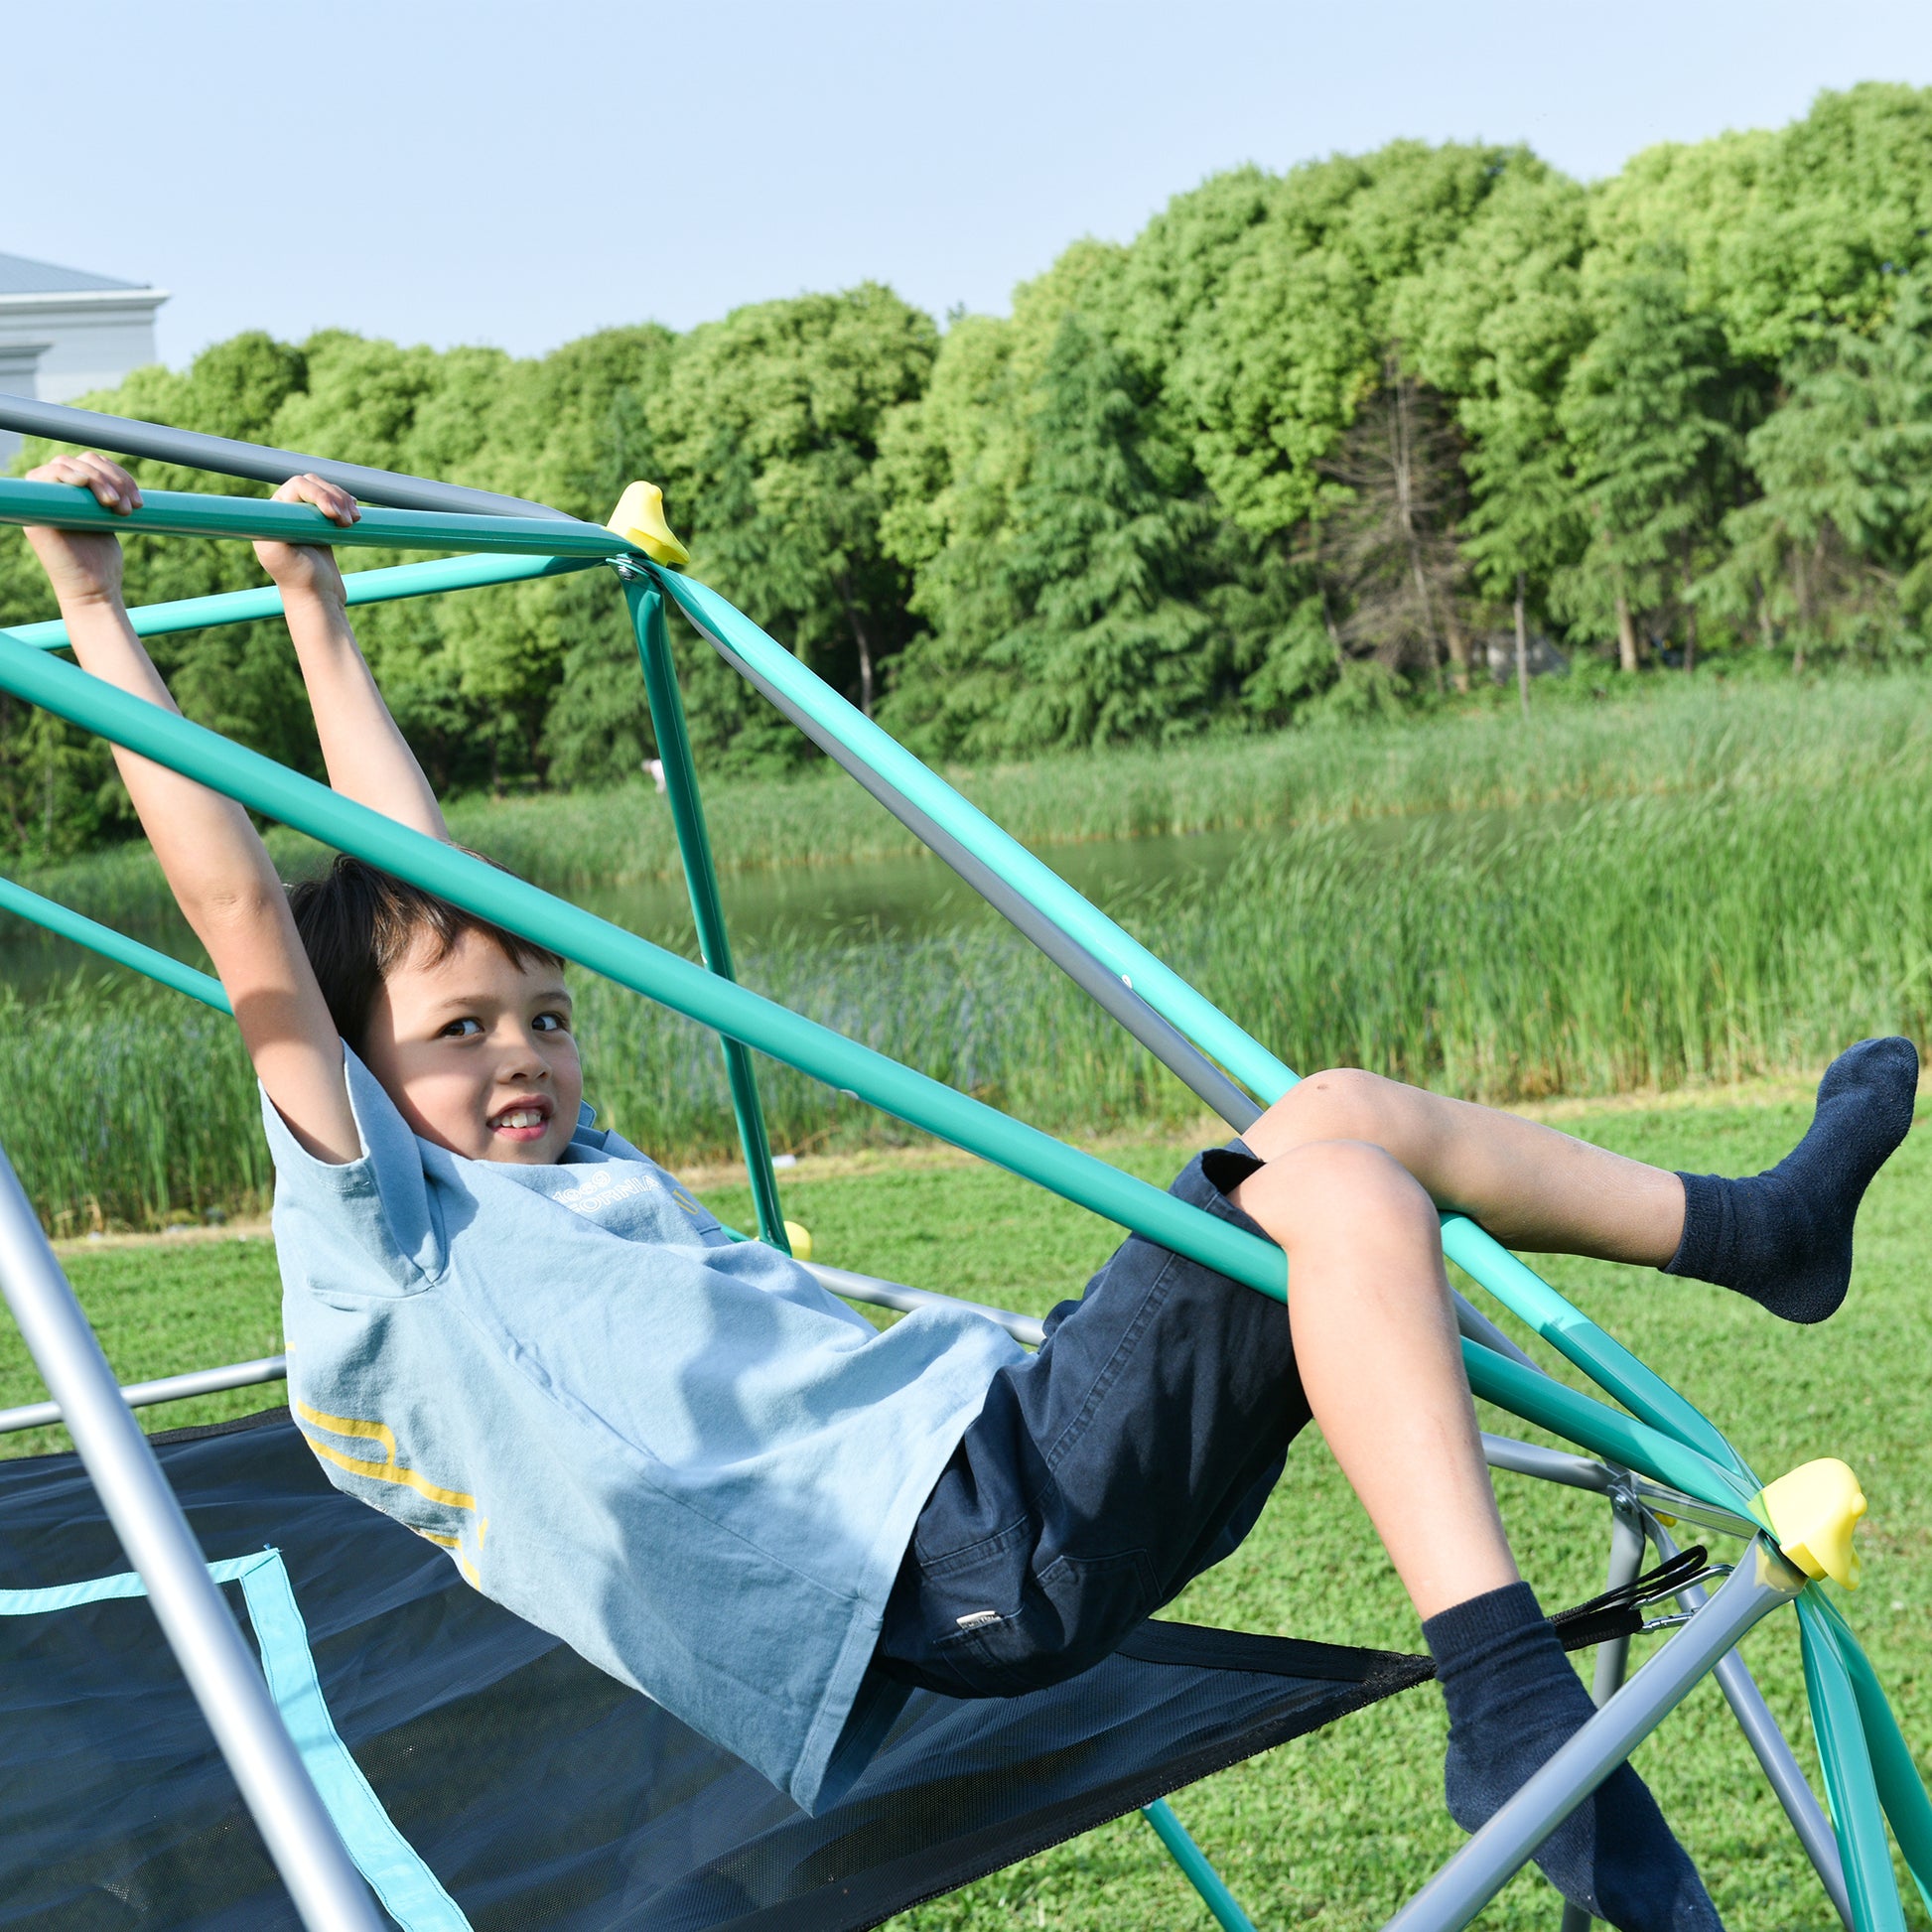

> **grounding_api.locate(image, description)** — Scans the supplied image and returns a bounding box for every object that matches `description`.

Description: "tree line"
[5,81,1932,859]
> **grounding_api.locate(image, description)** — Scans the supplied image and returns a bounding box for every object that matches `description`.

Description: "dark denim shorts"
[872,1143,1311,1698]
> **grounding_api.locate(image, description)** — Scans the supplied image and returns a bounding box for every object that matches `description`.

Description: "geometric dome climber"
[0,392,1924,1932]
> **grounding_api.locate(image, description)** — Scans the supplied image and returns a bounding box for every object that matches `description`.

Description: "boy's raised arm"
[23,453,360,1165]
[253,480,449,842]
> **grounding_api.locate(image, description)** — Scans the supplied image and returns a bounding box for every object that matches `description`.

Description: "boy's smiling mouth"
[487,1098,553,1143]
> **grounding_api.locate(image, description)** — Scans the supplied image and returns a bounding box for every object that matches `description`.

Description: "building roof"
[0,252,150,296]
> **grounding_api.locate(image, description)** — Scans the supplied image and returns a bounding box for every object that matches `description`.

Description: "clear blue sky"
[12,0,1932,366]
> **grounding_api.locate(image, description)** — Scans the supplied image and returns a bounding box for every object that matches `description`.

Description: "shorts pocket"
[937,1547,1159,1696]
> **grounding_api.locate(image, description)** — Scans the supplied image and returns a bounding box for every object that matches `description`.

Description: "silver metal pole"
[1646,1517,1851,1926]
[0,393,578,522]
[0,1150,382,1932]
[675,585,1615,1398]
[803,1260,1045,1346]
[1479,1434,1617,1494]
[1556,1494,1651,1932]
[1382,1538,1807,1932]
[663,592,1267,1132]
[1454,1295,1542,1372]
[0,1352,287,1437]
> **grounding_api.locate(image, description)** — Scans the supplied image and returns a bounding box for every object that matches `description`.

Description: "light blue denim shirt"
[264,1049,1024,1811]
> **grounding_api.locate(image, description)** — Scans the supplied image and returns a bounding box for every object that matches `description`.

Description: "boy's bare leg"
[1244,1045,1920,1330]
[1245,1068,1685,1263]
[1233,1139,1722,1929]
[1231,1139,1514,1616]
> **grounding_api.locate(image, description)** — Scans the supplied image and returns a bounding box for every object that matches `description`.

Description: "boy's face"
[359,926,584,1166]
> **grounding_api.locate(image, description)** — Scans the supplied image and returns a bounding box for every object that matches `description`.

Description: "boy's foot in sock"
[1662,1035,1918,1324]
[1424,1583,1722,1932]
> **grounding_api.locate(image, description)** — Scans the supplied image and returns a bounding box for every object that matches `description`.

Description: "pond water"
[0,822,1261,1005]
[0,797,1544,1006]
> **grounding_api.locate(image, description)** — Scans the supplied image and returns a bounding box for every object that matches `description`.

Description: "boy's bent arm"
[25,454,360,1164]
[253,479,450,843]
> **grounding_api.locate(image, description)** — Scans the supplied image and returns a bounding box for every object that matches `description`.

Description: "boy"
[26,452,1917,1931]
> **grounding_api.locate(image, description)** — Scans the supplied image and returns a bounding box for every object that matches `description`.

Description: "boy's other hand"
[253,474,360,603]
[22,452,142,608]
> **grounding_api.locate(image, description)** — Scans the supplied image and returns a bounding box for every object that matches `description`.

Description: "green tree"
[651,285,937,769]
[1554,249,1748,669]
[1402,170,1593,659]
[884,313,1307,754]
[1708,273,1932,664]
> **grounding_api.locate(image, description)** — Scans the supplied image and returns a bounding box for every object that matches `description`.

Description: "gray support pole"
[0,393,577,522]
[1381,1540,1807,1932]
[0,1352,288,1437]
[802,1259,1046,1346]
[671,605,1266,1131]
[1646,1518,1852,1927]
[0,1150,382,1932]
[1479,1434,1617,1495]
[1556,1494,1651,1932]
[1454,1295,1542,1372]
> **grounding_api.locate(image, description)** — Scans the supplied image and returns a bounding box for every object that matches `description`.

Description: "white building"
[0,253,170,464]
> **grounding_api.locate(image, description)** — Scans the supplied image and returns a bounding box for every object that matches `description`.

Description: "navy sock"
[1664,1035,1917,1324]
[1423,1583,1721,1932]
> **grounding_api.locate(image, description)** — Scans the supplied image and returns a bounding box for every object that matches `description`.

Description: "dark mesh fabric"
[0,1411,1430,1932]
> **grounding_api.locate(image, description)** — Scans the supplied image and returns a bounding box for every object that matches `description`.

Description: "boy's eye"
[438,1018,483,1038]
[534,1011,571,1035]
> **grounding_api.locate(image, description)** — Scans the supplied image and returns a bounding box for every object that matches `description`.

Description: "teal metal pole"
[1811,1593,1932,1912]
[653,565,1753,1481]
[0,576,1762,1496]
[0,631,1288,1299]
[0,478,636,562]
[654,568,1294,1101]
[0,875,229,1012]
[1439,1215,1750,1479]
[1,552,602,651]
[1798,1596,1908,1932]
[1141,1799,1258,1932]
[625,580,788,1252]
[1460,1341,1761,1519]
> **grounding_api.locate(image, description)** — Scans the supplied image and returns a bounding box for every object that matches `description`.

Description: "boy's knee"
[1236,1136,1433,1245]
[1249,1067,1396,1158]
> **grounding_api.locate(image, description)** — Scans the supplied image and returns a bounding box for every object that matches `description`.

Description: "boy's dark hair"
[288,853,566,1048]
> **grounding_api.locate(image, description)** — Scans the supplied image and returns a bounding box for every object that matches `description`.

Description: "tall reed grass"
[13,672,1932,931]
[8,767,1928,1229]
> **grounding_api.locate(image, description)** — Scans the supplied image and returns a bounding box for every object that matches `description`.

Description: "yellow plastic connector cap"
[608,481,691,568]
[1759,1458,1867,1590]
[783,1220,814,1263]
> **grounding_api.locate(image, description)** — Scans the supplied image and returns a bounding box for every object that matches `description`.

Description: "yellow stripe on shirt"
[294,1398,478,1512]
[412,1524,482,1588]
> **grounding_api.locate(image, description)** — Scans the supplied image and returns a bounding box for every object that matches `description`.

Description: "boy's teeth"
[496,1109,544,1129]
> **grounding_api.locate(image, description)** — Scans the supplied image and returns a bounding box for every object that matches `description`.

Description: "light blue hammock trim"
[0,1548,471,1931]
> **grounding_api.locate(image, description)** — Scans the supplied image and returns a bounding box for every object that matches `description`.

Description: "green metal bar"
[0,632,1289,1299]
[1811,1593,1932,1913]
[1440,1216,1752,1480]
[654,568,1294,1101]
[1460,1341,1763,1519]
[0,875,229,1012]
[1798,1595,1908,1932]
[625,581,788,1252]
[1,552,602,651]
[653,564,1755,1483]
[0,478,636,561]
[1141,1799,1257,1932]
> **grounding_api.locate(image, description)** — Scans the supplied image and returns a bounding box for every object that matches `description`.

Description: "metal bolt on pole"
[0,1148,383,1932]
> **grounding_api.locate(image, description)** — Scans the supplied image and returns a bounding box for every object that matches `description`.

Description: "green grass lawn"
[3,1095,1926,1929]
